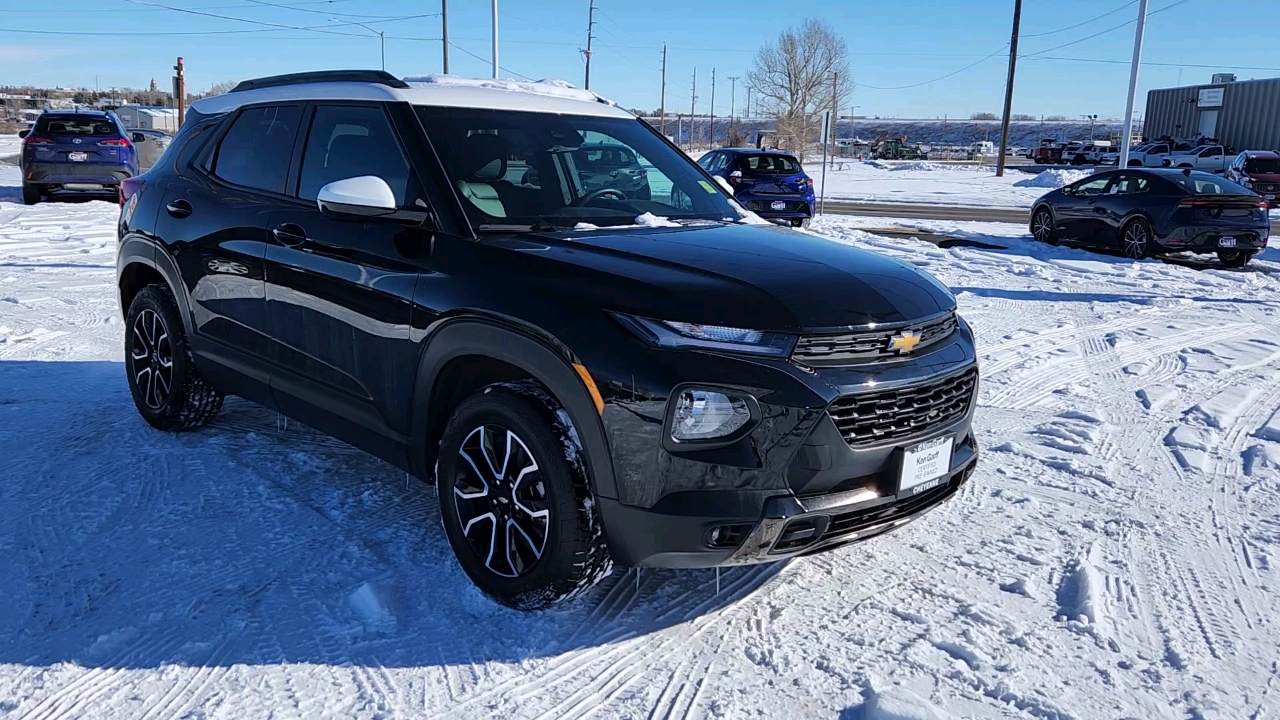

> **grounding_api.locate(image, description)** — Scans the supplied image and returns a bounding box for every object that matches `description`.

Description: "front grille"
[1256,182,1278,192]
[825,477,958,538]
[828,366,977,448]
[793,312,957,367]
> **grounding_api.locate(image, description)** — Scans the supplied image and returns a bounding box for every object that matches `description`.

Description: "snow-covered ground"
[816,161,1088,209]
[2,161,1280,719]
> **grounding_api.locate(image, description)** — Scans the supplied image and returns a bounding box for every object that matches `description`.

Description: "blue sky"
[3,0,1279,119]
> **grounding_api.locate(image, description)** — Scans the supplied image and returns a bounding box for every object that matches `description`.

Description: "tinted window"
[739,154,800,174]
[1111,175,1149,194]
[34,115,116,136]
[1203,147,1223,157]
[1245,157,1280,174]
[1072,176,1112,196]
[212,105,301,194]
[298,105,410,204]
[1167,173,1252,195]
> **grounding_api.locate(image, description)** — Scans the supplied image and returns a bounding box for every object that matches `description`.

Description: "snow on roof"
[191,74,633,119]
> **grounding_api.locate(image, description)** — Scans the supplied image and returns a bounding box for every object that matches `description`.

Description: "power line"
[856,45,1009,90]
[239,0,410,20]
[123,0,438,37]
[447,41,532,81]
[1020,0,1137,37]
[1024,55,1280,72]
[1021,0,1194,58]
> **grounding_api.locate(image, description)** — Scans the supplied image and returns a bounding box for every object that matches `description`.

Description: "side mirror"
[712,175,735,196]
[317,176,397,218]
[132,132,146,143]
[18,129,29,139]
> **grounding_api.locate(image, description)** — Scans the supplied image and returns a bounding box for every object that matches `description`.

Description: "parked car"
[1162,144,1229,173]
[573,141,651,200]
[1082,141,1112,164]
[18,109,139,204]
[1096,147,1120,166]
[130,128,172,172]
[695,148,815,227]
[1224,150,1280,207]
[1029,168,1270,267]
[1126,142,1173,167]
[116,70,980,609]
[1060,142,1087,165]
[1032,139,1063,164]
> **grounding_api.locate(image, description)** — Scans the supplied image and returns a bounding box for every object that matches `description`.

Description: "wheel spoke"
[153,366,171,403]
[135,365,151,388]
[454,446,491,500]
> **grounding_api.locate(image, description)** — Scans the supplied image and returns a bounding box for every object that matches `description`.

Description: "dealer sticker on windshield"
[697,180,718,194]
[899,436,953,495]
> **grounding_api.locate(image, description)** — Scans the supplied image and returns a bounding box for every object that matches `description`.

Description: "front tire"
[1121,218,1153,260]
[790,218,810,229]
[125,285,224,431]
[1031,207,1057,245]
[1218,250,1254,268]
[21,184,40,205]
[437,382,613,610]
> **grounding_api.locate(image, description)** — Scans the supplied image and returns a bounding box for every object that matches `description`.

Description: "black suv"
[116,71,980,609]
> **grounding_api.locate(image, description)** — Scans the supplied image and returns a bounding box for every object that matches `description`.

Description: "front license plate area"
[899,436,953,496]
[1219,236,1237,248]
[770,200,787,211]
[68,152,88,162]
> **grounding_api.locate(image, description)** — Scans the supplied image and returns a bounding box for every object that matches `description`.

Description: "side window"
[1112,175,1149,194]
[697,152,717,170]
[1205,147,1222,157]
[298,104,411,205]
[1073,176,1112,196]
[212,105,302,194]
[711,153,728,173]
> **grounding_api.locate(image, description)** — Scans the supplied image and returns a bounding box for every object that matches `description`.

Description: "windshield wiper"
[477,219,571,233]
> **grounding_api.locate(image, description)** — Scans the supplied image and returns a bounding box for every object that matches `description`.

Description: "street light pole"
[333,19,385,71]
[491,0,500,79]
[1120,0,1150,168]
[728,76,739,124]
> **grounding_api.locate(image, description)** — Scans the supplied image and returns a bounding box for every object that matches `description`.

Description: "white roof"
[190,74,633,119]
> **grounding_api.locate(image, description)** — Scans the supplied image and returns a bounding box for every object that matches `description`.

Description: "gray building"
[114,105,179,133]
[1144,75,1280,151]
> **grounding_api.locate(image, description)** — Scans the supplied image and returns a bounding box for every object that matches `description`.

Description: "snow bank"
[889,161,974,173]
[404,74,616,107]
[861,687,954,720]
[1013,168,1091,189]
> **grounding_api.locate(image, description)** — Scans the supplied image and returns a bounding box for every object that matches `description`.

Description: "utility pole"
[708,68,715,149]
[1083,114,1098,142]
[173,57,186,127]
[491,0,499,79]
[728,75,739,125]
[690,68,697,149]
[831,71,839,164]
[1120,0,1150,168]
[583,0,596,90]
[995,0,1022,177]
[676,113,683,149]
[745,85,752,119]
[442,0,450,74]
[659,44,667,135]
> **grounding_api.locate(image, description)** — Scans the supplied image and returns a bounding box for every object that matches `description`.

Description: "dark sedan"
[1030,168,1271,268]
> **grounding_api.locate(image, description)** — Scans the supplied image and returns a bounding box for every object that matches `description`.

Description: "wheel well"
[425,355,536,472]
[118,262,167,318]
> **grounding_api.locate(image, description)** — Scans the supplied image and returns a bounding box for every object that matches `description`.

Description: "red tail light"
[1179,196,1269,209]
[23,135,54,145]
[98,138,132,147]
[728,170,746,185]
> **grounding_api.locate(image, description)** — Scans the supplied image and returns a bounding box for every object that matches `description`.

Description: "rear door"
[263,101,429,454]
[157,103,303,402]
[1096,173,1151,245]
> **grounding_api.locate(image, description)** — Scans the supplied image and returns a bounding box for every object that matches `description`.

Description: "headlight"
[611,313,796,357]
[671,389,752,441]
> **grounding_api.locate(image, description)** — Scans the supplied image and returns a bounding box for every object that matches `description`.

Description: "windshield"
[414,107,738,229]
[1246,157,1280,174]
[34,115,116,136]
[738,154,801,174]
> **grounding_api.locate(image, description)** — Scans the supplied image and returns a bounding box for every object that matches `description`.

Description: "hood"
[515,223,955,333]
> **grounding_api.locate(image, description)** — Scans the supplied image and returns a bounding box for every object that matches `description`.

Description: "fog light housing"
[671,389,751,442]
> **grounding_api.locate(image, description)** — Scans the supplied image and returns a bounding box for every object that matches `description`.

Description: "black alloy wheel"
[130,308,174,411]
[1122,218,1152,260]
[452,424,550,578]
[1031,208,1056,244]
[1217,249,1254,268]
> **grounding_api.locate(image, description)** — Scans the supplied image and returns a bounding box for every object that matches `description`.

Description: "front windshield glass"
[414,106,738,229]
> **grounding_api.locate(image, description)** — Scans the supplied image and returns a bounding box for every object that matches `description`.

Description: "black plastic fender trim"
[409,318,619,500]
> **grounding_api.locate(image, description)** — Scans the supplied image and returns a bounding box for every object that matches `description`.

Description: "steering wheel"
[574,187,631,206]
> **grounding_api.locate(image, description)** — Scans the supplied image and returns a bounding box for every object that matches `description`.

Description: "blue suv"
[697,148,815,227]
[18,110,139,205]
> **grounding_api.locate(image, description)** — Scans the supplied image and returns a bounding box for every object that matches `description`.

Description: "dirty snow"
[1012,167,1092,189]
[2,155,1280,719]
[815,160,1097,209]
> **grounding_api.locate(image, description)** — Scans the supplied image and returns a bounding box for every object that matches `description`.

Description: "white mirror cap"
[712,175,735,196]
[317,176,396,211]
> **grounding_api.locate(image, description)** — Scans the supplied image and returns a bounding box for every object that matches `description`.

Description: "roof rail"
[229,70,409,94]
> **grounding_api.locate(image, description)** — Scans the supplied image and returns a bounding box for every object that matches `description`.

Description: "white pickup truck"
[1125,142,1173,167]
[1162,144,1229,173]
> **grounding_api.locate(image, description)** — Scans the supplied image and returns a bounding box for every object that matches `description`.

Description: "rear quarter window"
[1168,174,1252,195]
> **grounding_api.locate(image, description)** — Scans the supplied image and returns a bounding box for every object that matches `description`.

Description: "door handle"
[166,199,193,219]
[272,223,307,247]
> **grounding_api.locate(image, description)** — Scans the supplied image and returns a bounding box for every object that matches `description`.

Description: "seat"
[456,134,510,218]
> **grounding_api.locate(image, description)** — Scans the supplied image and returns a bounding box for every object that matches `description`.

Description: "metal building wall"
[1144,77,1280,151]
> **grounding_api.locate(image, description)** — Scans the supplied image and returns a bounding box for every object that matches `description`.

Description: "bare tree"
[746,19,850,159]
[204,80,239,97]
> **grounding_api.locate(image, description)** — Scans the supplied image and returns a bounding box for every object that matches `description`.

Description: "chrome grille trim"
[827,365,978,448]
[793,312,957,367]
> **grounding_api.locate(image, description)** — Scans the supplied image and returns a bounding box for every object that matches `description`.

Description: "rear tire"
[790,218,810,229]
[125,285,224,431]
[437,381,613,610]
[1217,250,1254,268]
[21,184,40,205]
[1121,218,1153,260]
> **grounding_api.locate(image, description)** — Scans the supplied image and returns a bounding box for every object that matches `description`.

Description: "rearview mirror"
[317,176,397,218]
[18,129,29,139]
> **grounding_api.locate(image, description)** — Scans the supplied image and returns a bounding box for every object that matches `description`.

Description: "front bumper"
[23,162,133,188]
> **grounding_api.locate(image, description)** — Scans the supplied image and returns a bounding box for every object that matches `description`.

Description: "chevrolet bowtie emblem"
[888,330,922,354]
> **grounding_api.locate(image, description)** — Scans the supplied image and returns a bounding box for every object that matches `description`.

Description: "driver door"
[263,101,430,449]
[1056,174,1116,243]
